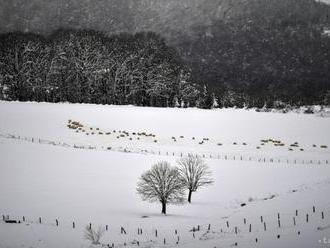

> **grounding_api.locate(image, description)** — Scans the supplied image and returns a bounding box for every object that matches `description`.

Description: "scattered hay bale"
[217,143,222,146]
[242,142,247,145]
[300,148,304,151]
[154,140,158,143]
[233,142,237,145]
[256,146,260,149]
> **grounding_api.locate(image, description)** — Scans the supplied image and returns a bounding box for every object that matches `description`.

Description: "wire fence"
[0,132,329,166]
[2,204,330,247]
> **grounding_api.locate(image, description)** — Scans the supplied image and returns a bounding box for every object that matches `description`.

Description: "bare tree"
[178,154,214,203]
[137,161,185,215]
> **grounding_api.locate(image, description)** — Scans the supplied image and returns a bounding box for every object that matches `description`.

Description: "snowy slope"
[0,101,330,248]
[0,101,329,162]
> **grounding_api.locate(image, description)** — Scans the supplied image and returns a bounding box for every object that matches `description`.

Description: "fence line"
[1,204,329,247]
[0,132,329,166]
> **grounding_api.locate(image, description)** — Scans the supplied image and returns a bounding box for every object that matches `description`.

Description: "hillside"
[0,101,330,248]
[1,0,330,107]
[1,0,329,42]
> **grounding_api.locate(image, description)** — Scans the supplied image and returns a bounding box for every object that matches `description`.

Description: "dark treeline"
[0,30,202,107]
[1,0,330,109]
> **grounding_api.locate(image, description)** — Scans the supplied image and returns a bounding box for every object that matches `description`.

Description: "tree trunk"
[161,201,166,215]
[188,189,192,203]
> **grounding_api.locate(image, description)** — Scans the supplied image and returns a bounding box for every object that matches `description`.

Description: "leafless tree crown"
[178,153,214,194]
[136,161,185,205]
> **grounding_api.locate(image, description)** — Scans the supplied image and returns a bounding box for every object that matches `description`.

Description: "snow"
[0,101,330,248]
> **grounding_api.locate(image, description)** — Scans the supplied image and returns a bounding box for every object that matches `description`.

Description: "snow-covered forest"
[1,0,330,108]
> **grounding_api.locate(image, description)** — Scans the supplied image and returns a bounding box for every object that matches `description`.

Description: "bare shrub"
[84,225,104,245]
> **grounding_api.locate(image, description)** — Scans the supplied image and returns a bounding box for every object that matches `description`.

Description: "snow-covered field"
[0,101,330,248]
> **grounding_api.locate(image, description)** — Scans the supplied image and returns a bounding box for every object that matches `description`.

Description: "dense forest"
[0,30,203,107]
[1,0,330,108]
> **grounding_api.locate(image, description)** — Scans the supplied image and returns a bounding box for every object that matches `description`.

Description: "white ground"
[0,101,330,248]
